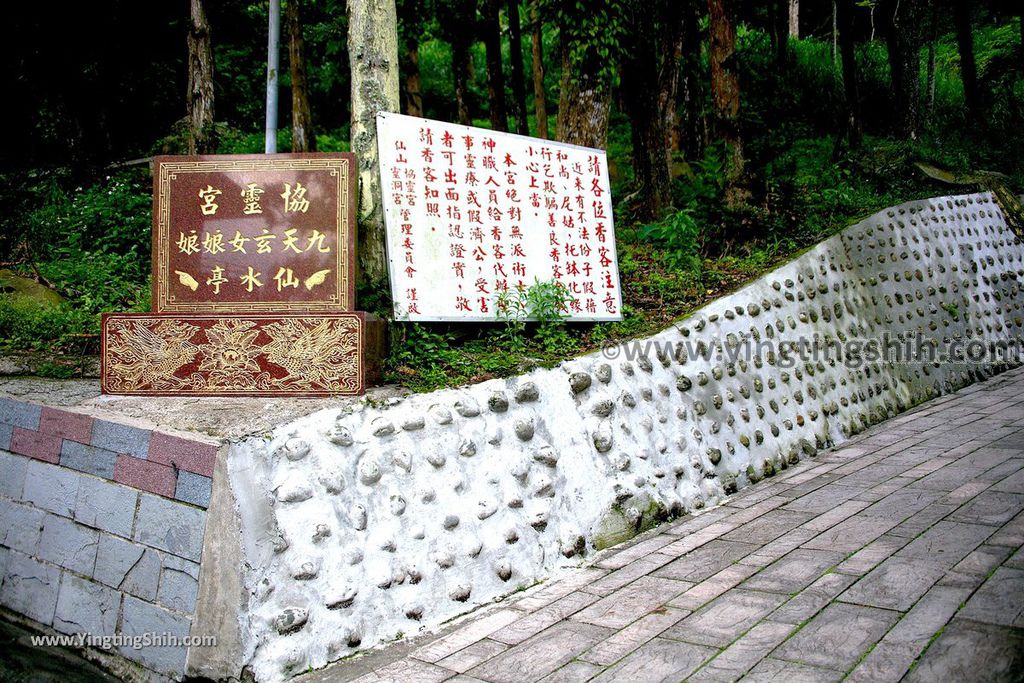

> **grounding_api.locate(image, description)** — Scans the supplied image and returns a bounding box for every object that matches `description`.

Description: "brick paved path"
[312,368,1024,683]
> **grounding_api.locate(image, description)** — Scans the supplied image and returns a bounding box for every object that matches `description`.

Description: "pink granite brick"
[114,455,176,497]
[147,432,217,477]
[9,427,61,463]
[38,407,93,444]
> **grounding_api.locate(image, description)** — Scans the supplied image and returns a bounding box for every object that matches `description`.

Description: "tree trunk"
[530,0,548,138]
[623,0,683,222]
[287,0,316,152]
[397,0,424,117]
[452,33,473,124]
[482,0,508,131]
[708,0,747,207]
[788,0,799,38]
[953,0,983,118]
[507,0,530,135]
[555,35,611,148]
[881,0,922,139]
[187,0,216,154]
[769,0,789,67]
[679,0,707,160]
[925,1,938,116]
[837,0,862,148]
[349,0,400,284]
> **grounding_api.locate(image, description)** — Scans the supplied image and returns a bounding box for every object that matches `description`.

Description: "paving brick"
[119,595,191,675]
[37,514,99,575]
[895,520,994,569]
[904,619,1024,683]
[22,461,80,517]
[957,567,1024,627]
[91,420,151,459]
[0,499,45,554]
[74,476,137,537]
[92,534,159,600]
[741,548,845,594]
[53,572,119,636]
[493,591,599,645]
[0,424,11,451]
[0,399,41,430]
[653,540,758,583]
[948,490,1024,527]
[0,451,28,498]
[537,660,603,683]
[768,572,857,625]
[744,657,843,682]
[580,606,687,666]
[469,621,613,683]
[584,555,670,596]
[147,431,217,477]
[687,621,795,683]
[839,555,950,611]
[833,534,908,576]
[721,510,814,545]
[588,637,715,683]
[38,407,93,444]
[664,589,787,648]
[572,576,690,629]
[511,568,608,612]
[133,493,206,561]
[156,554,201,614]
[60,441,118,479]
[773,602,900,671]
[412,608,523,663]
[436,639,508,674]
[174,470,212,508]
[0,550,60,625]
[9,427,61,463]
[372,658,450,682]
[114,455,176,497]
[669,564,758,611]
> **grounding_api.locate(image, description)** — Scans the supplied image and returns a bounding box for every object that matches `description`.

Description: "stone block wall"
[0,403,218,679]
[216,193,1024,681]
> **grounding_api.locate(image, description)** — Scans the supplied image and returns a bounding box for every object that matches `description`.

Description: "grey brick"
[60,441,118,479]
[0,546,8,583]
[0,499,45,554]
[0,451,28,499]
[0,399,41,430]
[174,471,212,508]
[53,572,119,636]
[91,420,151,459]
[133,494,206,562]
[0,550,60,624]
[157,555,200,614]
[37,514,99,575]
[92,535,160,601]
[74,476,137,537]
[23,460,80,517]
[0,424,12,450]
[119,595,190,676]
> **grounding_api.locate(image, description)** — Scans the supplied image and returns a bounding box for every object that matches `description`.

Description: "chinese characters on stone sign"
[152,154,355,312]
[377,113,623,321]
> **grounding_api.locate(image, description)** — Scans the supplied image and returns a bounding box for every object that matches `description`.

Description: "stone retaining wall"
[211,193,1024,681]
[0,402,219,679]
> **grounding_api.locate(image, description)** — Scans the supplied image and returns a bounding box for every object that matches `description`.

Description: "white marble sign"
[377,112,622,321]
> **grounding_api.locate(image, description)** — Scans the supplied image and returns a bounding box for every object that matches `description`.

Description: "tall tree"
[925,1,938,116]
[287,0,316,152]
[438,0,477,124]
[788,0,799,37]
[530,0,548,138]
[679,0,707,159]
[953,0,983,118]
[621,0,683,221]
[187,0,216,154]
[349,0,400,283]
[398,0,425,117]
[708,0,748,207]
[507,0,530,135]
[482,0,508,131]
[552,0,625,148]
[880,0,924,139]
[768,0,789,67]
[837,0,862,148]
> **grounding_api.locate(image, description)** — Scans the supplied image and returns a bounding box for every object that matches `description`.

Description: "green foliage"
[540,0,627,87]
[640,208,701,272]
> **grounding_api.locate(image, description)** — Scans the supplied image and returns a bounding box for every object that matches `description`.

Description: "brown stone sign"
[101,312,366,396]
[152,153,356,313]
